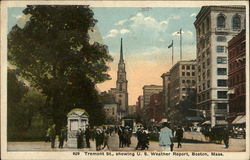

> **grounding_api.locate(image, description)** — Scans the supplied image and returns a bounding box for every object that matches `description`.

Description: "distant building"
[228,29,246,122]
[128,105,136,116]
[99,92,119,122]
[169,60,197,109]
[147,92,165,122]
[194,6,246,127]
[143,85,163,108]
[161,72,171,118]
[109,38,128,117]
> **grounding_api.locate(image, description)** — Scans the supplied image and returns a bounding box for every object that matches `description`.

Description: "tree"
[8,5,113,130]
[7,69,28,130]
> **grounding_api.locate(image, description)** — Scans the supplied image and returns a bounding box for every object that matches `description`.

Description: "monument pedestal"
[66,108,89,148]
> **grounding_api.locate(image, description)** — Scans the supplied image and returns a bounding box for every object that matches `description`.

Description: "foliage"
[171,88,197,125]
[8,5,113,130]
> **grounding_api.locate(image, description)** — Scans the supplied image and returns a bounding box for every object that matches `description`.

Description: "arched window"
[217,14,225,28]
[232,14,241,30]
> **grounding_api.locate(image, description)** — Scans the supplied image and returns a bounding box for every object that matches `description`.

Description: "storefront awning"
[232,115,246,124]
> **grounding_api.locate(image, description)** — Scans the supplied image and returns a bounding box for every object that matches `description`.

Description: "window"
[217,36,226,42]
[187,72,190,76]
[207,69,210,77]
[216,116,225,120]
[217,103,227,109]
[207,92,210,99]
[206,17,210,31]
[192,80,196,85]
[119,84,122,91]
[217,46,225,53]
[207,58,210,66]
[207,80,210,88]
[192,72,195,76]
[192,65,195,70]
[186,65,190,70]
[187,80,191,83]
[203,83,206,90]
[232,14,241,30]
[217,91,227,99]
[202,62,206,69]
[198,66,201,72]
[217,14,225,28]
[182,65,185,69]
[217,79,227,87]
[217,57,227,64]
[217,68,227,75]
[182,88,186,91]
[182,80,185,83]
[182,72,185,76]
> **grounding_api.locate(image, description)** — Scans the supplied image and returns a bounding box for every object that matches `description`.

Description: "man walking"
[159,122,173,151]
[49,124,56,148]
[176,126,184,148]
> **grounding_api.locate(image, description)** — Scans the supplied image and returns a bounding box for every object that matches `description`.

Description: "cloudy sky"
[8,7,200,105]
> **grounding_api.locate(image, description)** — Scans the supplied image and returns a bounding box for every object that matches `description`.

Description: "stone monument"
[66,108,89,148]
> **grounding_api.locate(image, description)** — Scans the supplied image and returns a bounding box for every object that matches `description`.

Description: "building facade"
[161,72,171,118]
[194,6,246,126]
[147,92,165,122]
[142,85,163,108]
[228,29,246,122]
[109,38,129,117]
[169,60,197,109]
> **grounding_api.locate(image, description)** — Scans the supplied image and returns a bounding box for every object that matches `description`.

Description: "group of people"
[118,126,133,148]
[46,124,67,149]
[95,127,111,150]
[76,126,91,149]
[135,127,149,150]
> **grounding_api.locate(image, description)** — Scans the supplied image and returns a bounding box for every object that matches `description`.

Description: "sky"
[8,7,201,105]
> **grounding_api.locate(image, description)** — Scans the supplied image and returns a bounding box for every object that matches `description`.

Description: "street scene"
[6,4,246,153]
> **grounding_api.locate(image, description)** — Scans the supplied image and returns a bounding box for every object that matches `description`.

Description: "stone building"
[109,38,129,117]
[228,29,246,122]
[194,6,246,127]
[169,60,197,109]
[161,72,171,118]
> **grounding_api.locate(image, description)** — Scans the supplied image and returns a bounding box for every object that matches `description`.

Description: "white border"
[1,1,249,160]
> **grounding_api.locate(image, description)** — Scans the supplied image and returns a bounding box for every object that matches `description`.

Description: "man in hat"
[159,122,173,151]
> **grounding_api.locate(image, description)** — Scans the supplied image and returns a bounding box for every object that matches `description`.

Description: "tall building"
[169,60,197,109]
[194,6,246,127]
[109,38,128,117]
[228,29,246,122]
[161,72,171,118]
[147,92,165,122]
[142,85,163,108]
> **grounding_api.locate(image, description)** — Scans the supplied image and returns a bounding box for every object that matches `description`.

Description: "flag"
[176,28,182,34]
[168,40,173,48]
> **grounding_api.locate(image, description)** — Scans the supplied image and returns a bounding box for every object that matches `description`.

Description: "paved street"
[7,132,245,152]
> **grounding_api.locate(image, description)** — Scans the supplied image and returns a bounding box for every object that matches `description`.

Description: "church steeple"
[120,38,124,62]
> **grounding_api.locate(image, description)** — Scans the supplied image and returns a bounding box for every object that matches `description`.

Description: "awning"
[232,115,246,124]
[202,120,211,125]
[227,88,235,95]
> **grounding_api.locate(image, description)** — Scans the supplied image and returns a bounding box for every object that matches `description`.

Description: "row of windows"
[217,13,242,30]
[182,79,196,84]
[198,69,210,82]
[198,80,210,92]
[198,91,210,102]
[217,57,227,64]
[217,91,227,99]
[181,65,196,70]
[182,72,196,77]
[217,68,227,75]
[198,79,227,92]
[217,46,226,53]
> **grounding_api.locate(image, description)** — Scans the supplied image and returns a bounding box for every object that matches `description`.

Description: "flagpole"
[172,40,174,66]
[180,28,182,61]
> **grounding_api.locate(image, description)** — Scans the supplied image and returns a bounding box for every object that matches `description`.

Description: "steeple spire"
[120,38,124,62]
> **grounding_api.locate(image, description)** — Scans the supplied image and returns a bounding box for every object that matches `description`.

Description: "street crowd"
[45,122,231,151]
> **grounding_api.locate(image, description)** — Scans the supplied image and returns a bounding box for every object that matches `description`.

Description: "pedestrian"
[49,124,56,148]
[76,128,83,149]
[141,128,149,150]
[223,127,230,148]
[176,126,184,148]
[159,122,173,151]
[135,127,142,150]
[118,126,123,148]
[59,127,66,148]
[102,131,110,150]
[85,126,91,148]
[45,127,50,142]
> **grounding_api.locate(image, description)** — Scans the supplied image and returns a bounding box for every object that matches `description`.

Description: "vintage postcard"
[1,0,249,160]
